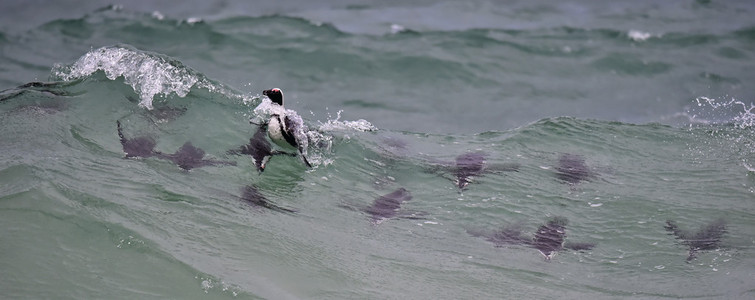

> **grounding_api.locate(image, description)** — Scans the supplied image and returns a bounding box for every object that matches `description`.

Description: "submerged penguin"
[665,219,727,262]
[158,142,236,171]
[240,185,296,213]
[529,217,595,260]
[337,187,424,225]
[117,120,159,158]
[429,151,519,191]
[555,153,594,185]
[364,188,413,225]
[262,88,312,168]
[468,216,595,260]
[228,124,296,173]
[117,121,234,170]
[453,152,488,190]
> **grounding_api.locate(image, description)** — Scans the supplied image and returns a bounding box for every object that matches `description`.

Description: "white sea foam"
[318,110,377,132]
[51,45,252,109]
[151,11,165,20]
[628,30,654,42]
[390,24,407,34]
[52,45,208,109]
[690,96,755,172]
[695,96,755,129]
[186,17,203,24]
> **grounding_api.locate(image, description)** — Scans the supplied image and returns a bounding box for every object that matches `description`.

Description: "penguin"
[117,120,159,158]
[364,188,413,225]
[240,185,296,213]
[555,153,594,185]
[665,219,727,262]
[467,216,595,261]
[228,124,296,173]
[117,121,234,170]
[262,88,312,168]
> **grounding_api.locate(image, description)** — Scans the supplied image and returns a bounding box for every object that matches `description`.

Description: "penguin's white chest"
[267,115,294,150]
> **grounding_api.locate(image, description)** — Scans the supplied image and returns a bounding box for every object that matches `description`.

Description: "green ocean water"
[1,1,754,299]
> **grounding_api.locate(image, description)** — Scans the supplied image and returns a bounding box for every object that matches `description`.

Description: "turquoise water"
[1,1,754,299]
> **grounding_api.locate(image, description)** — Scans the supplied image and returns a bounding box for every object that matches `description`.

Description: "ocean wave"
[212,15,345,39]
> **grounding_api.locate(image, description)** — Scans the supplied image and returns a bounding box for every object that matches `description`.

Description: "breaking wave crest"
[50,45,247,109]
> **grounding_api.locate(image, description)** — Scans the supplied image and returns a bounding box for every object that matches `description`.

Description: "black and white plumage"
[262,88,312,168]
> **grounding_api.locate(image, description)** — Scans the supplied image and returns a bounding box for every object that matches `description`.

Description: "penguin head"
[263,88,284,106]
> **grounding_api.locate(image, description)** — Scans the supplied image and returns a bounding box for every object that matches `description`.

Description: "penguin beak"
[263,89,270,96]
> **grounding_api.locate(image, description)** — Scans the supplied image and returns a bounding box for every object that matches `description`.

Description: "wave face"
[1,2,755,299]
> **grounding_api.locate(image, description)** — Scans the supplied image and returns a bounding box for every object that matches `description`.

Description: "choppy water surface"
[1,1,754,299]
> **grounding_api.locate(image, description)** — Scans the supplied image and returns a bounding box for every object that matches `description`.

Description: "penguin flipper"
[301,153,313,168]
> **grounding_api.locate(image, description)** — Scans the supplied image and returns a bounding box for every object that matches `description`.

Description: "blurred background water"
[1,0,754,299]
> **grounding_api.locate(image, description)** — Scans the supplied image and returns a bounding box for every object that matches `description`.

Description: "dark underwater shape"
[240,185,296,213]
[451,152,519,190]
[665,219,727,262]
[468,216,595,260]
[380,136,409,150]
[156,142,236,171]
[117,121,235,170]
[228,124,296,173]
[555,153,594,185]
[364,188,413,224]
[117,120,159,158]
[454,152,486,190]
